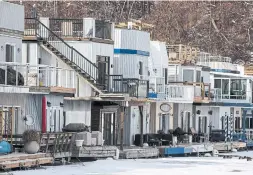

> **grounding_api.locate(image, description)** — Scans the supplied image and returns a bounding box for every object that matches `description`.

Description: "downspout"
[42,96,47,133]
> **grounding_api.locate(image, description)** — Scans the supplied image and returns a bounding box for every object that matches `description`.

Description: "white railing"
[210,88,251,103]
[149,76,165,94]
[165,84,195,103]
[196,52,237,71]
[210,88,222,102]
[0,62,76,89]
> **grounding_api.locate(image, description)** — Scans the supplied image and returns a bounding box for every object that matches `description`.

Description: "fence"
[0,62,76,88]
[108,75,149,98]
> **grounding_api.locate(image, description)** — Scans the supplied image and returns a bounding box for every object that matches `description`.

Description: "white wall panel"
[0,2,24,31]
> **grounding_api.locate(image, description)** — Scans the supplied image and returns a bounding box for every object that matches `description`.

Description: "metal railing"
[0,62,76,88]
[165,82,210,102]
[211,88,251,102]
[24,18,37,36]
[49,18,83,38]
[29,18,101,85]
[165,84,195,102]
[210,88,222,102]
[108,75,149,98]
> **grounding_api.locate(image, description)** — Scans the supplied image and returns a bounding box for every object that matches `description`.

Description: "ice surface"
[12,152,253,175]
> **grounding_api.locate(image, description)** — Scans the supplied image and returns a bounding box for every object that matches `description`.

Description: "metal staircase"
[34,19,107,94]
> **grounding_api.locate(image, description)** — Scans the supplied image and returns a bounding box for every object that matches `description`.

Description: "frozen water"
[12,152,253,175]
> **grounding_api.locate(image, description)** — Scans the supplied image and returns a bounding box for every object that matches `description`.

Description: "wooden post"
[139,106,144,147]
[120,106,125,150]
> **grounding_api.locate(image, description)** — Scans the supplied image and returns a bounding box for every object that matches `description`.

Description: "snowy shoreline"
[10,151,253,175]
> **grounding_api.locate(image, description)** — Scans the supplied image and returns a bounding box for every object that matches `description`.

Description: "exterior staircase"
[34,19,107,94]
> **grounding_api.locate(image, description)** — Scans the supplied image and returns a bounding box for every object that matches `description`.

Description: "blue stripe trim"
[211,69,240,74]
[114,49,150,56]
[223,103,253,107]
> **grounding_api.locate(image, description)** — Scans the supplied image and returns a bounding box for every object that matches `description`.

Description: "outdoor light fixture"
[60,102,64,107]
[47,101,51,107]
[0,46,3,51]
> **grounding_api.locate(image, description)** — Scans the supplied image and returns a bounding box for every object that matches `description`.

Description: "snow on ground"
[12,152,253,175]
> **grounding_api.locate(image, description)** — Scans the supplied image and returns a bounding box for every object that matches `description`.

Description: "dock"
[72,146,119,159]
[159,143,214,157]
[0,153,53,170]
[119,147,159,159]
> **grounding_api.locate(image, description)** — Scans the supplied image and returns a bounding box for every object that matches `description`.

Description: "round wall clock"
[160,103,171,113]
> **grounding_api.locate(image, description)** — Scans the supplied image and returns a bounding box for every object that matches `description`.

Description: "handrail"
[30,18,100,82]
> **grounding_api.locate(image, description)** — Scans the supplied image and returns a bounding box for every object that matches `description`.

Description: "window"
[6,44,15,62]
[196,71,201,82]
[139,61,143,75]
[163,68,168,84]
[183,69,194,82]
[222,79,229,98]
[235,117,240,131]
[214,79,221,88]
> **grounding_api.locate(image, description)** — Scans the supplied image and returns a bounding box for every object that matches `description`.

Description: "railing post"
[4,65,7,85]
[146,81,149,98]
[121,76,123,93]
[25,65,29,86]
[71,47,74,62]
[36,66,40,86]
[15,65,18,86]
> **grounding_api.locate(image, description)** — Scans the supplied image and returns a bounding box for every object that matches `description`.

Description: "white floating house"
[195,53,253,136]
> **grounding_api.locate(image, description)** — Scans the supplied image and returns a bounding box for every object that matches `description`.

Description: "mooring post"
[139,106,144,147]
[120,106,125,150]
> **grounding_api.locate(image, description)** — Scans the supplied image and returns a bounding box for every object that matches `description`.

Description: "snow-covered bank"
[12,154,253,175]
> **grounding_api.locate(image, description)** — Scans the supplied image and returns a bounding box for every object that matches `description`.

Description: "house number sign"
[160,103,171,113]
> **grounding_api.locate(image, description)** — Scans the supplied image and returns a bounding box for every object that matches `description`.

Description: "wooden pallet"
[0,153,53,170]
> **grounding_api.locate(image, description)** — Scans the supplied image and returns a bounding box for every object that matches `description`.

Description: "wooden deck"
[0,153,53,170]
[120,147,159,159]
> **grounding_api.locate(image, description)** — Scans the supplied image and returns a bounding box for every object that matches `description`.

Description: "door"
[48,106,62,132]
[96,56,109,89]
[101,112,115,145]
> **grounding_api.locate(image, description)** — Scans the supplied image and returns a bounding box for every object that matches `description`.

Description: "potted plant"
[22,129,40,154]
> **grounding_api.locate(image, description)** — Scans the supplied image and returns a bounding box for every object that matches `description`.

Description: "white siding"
[0,93,43,134]
[114,28,150,52]
[0,1,24,31]
[0,36,22,63]
[64,100,91,127]
[149,41,168,77]
[113,54,149,79]
[22,43,39,65]
[66,41,114,75]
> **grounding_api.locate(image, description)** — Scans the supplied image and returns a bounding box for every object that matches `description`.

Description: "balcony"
[148,76,166,100]
[165,82,210,103]
[24,18,113,41]
[0,62,76,94]
[108,75,149,98]
[210,88,252,103]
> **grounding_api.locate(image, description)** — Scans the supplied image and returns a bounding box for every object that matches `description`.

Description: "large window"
[196,70,201,82]
[183,69,194,82]
[230,79,246,99]
[6,44,15,62]
[214,78,247,100]
[245,117,253,129]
